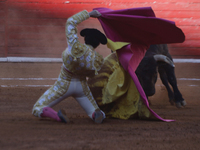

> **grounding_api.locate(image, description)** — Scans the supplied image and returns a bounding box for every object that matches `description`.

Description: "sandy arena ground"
[0,62,200,150]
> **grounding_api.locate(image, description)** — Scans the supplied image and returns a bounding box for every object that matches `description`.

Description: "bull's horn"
[153,54,175,67]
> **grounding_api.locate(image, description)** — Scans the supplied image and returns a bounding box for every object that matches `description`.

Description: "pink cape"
[94,7,185,46]
[94,7,185,122]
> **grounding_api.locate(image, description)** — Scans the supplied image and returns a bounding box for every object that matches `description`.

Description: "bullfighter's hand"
[89,10,101,18]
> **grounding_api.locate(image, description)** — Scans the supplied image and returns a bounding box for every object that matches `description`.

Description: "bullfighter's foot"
[92,109,104,124]
[58,109,70,123]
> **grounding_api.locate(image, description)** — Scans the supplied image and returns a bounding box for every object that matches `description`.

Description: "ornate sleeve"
[84,48,104,75]
[71,42,104,75]
[65,10,90,47]
[63,10,104,76]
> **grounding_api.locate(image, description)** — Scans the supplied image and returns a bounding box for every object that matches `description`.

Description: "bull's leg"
[160,64,186,107]
[158,67,175,105]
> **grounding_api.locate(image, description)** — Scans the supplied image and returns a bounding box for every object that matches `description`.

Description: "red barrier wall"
[0,0,200,58]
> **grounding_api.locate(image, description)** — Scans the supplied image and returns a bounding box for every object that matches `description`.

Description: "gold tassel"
[95,70,98,75]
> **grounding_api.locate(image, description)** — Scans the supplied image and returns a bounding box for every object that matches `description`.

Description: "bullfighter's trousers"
[32,65,105,119]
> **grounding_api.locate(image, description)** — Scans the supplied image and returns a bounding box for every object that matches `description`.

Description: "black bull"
[135,44,186,108]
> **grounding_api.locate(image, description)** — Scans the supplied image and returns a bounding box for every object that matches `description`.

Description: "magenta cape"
[94,7,185,45]
[94,7,185,122]
[117,44,174,122]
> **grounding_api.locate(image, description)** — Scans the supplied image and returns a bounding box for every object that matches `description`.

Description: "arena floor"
[0,62,200,150]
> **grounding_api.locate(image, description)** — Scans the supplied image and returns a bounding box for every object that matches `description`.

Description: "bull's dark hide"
[135,44,186,108]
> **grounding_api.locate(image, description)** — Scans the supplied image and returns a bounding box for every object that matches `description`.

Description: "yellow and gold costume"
[88,52,156,120]
[32,10,105,119]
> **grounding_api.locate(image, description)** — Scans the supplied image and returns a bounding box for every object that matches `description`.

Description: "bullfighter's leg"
[75,79,106,123]
[32,73,71,123]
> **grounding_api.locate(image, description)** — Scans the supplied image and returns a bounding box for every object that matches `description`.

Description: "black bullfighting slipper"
[57,109,70,123]
[93,109,104,124]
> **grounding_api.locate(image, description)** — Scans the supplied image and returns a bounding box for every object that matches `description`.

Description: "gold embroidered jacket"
[62,10,104,77]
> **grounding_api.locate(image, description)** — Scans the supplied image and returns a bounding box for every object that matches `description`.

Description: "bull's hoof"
[175,102,182,108]
[175,100,187,108]
[181,100,187,106]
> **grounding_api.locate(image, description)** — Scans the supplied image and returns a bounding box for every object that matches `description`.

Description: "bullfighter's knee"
[32,104,44,118]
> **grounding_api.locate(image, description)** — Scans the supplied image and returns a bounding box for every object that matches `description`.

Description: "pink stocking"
[41,107,61,122]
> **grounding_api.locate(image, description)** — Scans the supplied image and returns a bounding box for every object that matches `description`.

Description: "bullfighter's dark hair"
[80,28,107,48]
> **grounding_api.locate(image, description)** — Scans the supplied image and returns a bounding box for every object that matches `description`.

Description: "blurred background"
[0,0,200,59]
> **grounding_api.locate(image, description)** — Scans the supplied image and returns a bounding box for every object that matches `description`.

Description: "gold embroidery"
[63,45,103,77]
[65,10,89,46]
[81,80,98,110]
[32,67,72,117]
[71,42,87,59]
[94,53,104,71]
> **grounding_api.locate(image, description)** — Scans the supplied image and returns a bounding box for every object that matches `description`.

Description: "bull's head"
[136,54,174,97]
